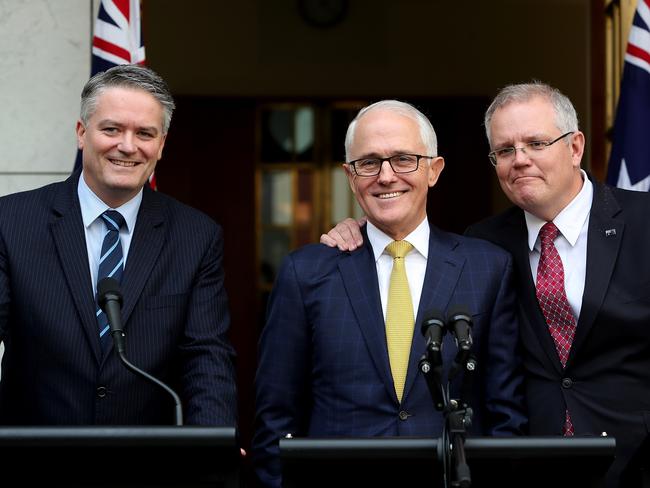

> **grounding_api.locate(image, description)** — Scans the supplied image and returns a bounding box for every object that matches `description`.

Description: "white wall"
[0,0,92,196]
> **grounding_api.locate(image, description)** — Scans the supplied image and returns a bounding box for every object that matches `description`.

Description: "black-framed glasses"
[488,131,574,167]
[347,154,434,177]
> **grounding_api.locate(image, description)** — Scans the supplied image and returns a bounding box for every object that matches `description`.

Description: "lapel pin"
[605,229,616,237]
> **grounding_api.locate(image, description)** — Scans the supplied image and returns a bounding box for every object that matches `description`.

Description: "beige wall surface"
[0,0,92,196]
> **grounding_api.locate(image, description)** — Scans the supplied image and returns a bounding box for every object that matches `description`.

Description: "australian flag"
[607,0,650,191]
[75,0,154,187]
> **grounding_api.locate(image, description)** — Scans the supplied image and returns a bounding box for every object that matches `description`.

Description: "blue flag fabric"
[607,0,650,191]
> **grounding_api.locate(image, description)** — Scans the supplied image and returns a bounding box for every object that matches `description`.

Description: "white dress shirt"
[367,217,429,321]
[525,170,593,319]
[77,172,142,294]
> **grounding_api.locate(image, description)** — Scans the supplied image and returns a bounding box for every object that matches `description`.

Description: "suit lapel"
[570,183,623,361]
[50,173,102,363]
[501,210,564,373]
[118,189,165,326]
[403,225,465,401]
[338,227,396,401]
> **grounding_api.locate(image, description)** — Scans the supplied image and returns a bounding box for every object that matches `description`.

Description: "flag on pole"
[607,0,650,191]
[75,0,156,189]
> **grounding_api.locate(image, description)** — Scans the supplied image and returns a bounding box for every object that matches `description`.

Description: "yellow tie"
[385,240,415,402]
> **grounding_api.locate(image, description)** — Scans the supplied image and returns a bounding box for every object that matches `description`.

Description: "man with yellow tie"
[251,100,527,488]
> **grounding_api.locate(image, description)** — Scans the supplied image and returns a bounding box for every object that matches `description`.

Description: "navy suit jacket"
[253,223,526,487]
[466,180,650,485]
[0,172,237,426]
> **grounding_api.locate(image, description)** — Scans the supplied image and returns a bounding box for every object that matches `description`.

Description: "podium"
[280,436,616,488]
[0,426,239,487]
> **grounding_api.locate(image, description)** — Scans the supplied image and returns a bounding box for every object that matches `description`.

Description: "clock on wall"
[298,0,349,28]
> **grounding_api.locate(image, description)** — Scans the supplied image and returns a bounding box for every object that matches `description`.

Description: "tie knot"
[539,222,559,245]
[386,240,414,259]
[101,210,126,232]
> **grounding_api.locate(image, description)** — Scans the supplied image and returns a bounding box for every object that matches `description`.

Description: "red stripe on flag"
[644,0,650,11]
[114,0,130,22]
[628,43,650,66]
[93,36,131,62]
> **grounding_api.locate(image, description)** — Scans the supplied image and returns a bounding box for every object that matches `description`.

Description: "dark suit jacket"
[253,223,526,487]
[466,180,650,484]
[0,172,237,426]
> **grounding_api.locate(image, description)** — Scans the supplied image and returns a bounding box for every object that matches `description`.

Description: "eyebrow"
[97,119,160,134]
[494,134,551,147]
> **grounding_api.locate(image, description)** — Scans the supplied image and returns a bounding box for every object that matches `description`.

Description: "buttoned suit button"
[561,378,573,389]
[96,386,107,398]
[398,410,410,421]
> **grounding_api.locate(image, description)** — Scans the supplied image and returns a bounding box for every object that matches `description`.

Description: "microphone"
[420,310,446,366]
[97,278,126,355]
[419,310,446,411]
[97,277,184,426]
[447,306,474,379]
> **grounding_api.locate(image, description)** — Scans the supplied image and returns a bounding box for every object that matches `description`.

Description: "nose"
[376,159,397,183]
[117,132,137,154]
[511,145,531,166]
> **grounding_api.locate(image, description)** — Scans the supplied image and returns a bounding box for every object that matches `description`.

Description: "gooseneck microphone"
[97,278,126,355]
[97,277,184,426]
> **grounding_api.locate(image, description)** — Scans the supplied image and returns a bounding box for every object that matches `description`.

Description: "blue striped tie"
[96,210,125,349]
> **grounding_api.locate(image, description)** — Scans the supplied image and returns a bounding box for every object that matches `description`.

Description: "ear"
[427,157,445,187]
[570,131,585,168]
[157,133,167,160]
[343,163,357,195]
[76,120,86,150]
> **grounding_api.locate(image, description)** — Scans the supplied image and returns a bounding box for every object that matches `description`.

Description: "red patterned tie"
[535,222,576,436]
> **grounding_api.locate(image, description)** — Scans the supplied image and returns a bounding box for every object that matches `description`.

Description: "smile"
[108,158,139,167]
[377,191,404,199]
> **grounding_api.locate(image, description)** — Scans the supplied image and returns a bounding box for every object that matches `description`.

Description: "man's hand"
[320,217,366,251]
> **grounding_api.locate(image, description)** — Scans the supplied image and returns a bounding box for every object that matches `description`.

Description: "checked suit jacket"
[0,171,237,426]
[466,179,650,485]
[252,223,527,488]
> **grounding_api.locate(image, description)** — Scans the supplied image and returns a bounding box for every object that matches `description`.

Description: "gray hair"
[80,64,175,134]
[484,81,579,146]
[345,100,438,161]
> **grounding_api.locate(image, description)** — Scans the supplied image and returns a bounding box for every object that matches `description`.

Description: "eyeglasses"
[347,154,434,177]
[488,131,574,167]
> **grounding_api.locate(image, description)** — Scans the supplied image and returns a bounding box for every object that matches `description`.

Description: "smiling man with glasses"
[253,100,526,488]
[323,83,650,487]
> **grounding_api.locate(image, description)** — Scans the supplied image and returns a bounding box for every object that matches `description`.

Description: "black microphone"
[448,307,473,354]
[420,310,446,366]
[97,278,126,354]
[97,277,184,426]
[448,306,474,380]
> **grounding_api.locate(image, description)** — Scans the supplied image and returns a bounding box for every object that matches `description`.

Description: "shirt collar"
[77,170,142,233]
[367,217,430,262]
[524,169,593,250]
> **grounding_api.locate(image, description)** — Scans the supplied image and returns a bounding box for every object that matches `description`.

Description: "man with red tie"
[323,83,650,487]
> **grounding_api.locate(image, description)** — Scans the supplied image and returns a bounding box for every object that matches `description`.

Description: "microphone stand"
[420,346,476,488]
[111,330,184,426]
[444,352,476,488]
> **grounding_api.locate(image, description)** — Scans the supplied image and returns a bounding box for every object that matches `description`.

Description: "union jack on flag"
[607,0,650,191]
[92,0,145,72]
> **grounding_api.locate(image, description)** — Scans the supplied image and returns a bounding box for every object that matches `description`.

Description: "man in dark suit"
[0,65,237,425]
[253,100,526,488]
[323,83,650,486]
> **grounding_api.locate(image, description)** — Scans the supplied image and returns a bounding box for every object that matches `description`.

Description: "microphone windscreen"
[97,277,122,308]
[420,309,445,336]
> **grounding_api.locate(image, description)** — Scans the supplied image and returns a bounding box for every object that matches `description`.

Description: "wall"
[0,0,91,196]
